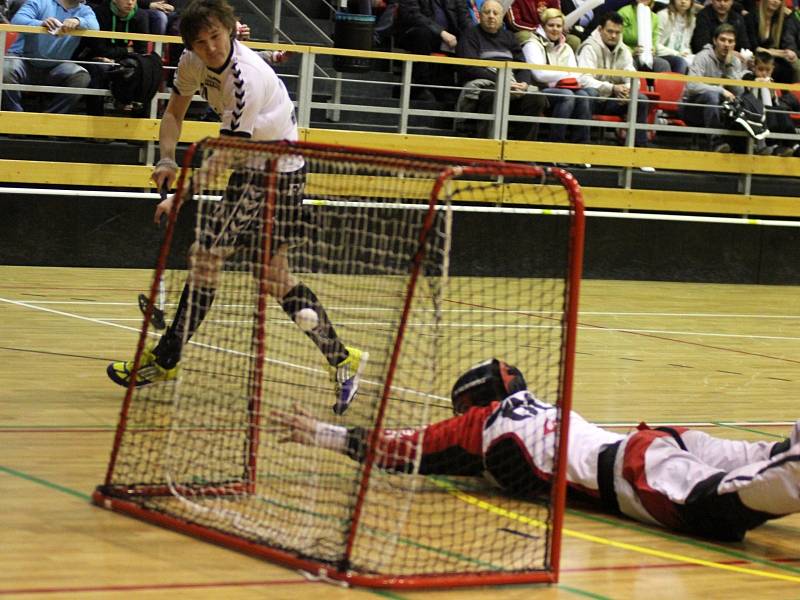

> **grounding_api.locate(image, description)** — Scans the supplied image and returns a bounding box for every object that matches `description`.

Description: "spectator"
[3,0,99,113]
[745,0,799,83]
[783,0,800,81]
[138,0,178,36]
[508,0,582,49]
[576,11,651,147]
[690,0,750,54]
[78,0,150,115]
[522,8,593,143]
[618,0,672,72]
[656,0,695,73]
[395,0,472,101]
[683,23,748,152]
[455,0,548,139]
[744,50,799,155]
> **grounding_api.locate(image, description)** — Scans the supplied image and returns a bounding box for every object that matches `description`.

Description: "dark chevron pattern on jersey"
[231,59,245,131]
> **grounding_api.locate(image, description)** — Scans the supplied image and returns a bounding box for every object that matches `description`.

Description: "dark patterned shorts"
[197,164,309,252]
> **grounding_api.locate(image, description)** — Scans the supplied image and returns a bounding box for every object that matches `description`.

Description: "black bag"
[721,95,770,141]
[107,52,163,106]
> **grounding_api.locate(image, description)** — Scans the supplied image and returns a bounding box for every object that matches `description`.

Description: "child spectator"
[3,0,99,113]
[656,0,694,73]
[744,50,800,155]
[522,8,593,142]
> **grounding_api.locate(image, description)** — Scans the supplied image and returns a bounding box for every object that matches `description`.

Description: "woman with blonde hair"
[745,0,799,83]
[522,7,593,143]
[656,0,695,74]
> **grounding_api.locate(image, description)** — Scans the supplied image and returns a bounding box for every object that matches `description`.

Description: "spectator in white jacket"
[523,8,593,143]
[576,11,650,146]
[656,0,695,74]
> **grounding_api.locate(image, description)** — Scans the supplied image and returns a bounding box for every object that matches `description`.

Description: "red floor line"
[0,578,311,596]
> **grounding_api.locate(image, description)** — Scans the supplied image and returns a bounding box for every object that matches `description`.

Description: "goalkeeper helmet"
[451,358,527,415]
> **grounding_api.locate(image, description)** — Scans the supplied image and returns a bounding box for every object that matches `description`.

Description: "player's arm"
[272,405,488,475]
[152,92,193,224]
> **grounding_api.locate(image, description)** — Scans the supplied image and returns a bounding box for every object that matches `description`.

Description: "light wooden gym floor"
[2,265,799,599]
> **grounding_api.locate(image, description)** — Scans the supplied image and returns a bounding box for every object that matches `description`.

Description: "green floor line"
[713,421,787,439]
[0,465,91,501]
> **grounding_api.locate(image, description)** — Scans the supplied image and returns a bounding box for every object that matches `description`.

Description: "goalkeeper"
[107,0,367,414]
[273,358,800,541]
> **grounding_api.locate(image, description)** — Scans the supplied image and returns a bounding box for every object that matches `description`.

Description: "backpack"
[107,52,164,106]
[721,95,770,141]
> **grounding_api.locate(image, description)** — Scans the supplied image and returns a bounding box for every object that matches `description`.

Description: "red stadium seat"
[652,77,688,127]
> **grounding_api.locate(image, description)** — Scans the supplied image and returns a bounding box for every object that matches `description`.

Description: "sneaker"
[755,144,774,156]
[330,347,369,415]
[773,145,795,158]
[107,347,179,388]
[639,166,656,172]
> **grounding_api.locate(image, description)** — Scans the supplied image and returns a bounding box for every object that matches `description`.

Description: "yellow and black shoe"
[107,347,179,387]
[329,346,368,415]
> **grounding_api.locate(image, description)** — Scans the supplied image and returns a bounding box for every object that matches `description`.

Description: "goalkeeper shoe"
[330,347,368,415]
[107,347,179,387]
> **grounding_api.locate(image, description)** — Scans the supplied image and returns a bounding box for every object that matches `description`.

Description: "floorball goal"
[94,139,585,588]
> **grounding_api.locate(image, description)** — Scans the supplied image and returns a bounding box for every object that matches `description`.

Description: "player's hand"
[154,194,175,226]
[236,21,251,41]
[152,160,178,192]
[270,405,319,445]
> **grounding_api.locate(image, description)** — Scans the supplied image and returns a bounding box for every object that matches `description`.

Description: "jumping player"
[273,358,800,540]
[107,0,367,414]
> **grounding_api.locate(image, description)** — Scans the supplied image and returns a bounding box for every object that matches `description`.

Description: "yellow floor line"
[435,479,800,584]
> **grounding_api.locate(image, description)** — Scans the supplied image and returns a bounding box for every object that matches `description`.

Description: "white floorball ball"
[295,307,319,332]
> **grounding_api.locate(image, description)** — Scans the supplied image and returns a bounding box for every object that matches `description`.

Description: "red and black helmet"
[450,358,527,415]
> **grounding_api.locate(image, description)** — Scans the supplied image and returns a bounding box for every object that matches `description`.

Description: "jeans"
[541,87,593,143]
[2,56,90,113]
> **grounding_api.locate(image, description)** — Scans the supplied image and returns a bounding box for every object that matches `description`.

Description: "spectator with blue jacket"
[3,0,99,112]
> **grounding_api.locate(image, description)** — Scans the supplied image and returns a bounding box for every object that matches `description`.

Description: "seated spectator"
[618,0,672,72]
[3,0,99,113]
[745,0,799,83]
[455,0,548,138]
[683,23,747,152]
[138,0,178,36]
[656,0,695,73]
[77,0,150,115]
[508,0,582,50]
[576,11,651,146]
[691,0,750,54]
[744,50,800,155]
[395,0,471,101]
[783,1,800,81]
[522,7,592,142]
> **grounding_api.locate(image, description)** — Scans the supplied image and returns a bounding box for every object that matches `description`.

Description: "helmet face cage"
[451,358,527,414]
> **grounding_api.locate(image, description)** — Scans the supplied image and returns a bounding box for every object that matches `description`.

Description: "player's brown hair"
[179,0,238,49]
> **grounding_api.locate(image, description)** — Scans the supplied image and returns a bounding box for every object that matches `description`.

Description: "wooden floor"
[2,265,799,599]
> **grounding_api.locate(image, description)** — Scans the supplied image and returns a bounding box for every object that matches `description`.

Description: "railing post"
[0,30,6,111]
[620,75,641,188]
[493,65,511,140]
[297,51,315,128]
[398,59,412,134]
[271,0,282,43]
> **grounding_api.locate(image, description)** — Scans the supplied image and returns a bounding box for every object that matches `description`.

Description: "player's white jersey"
[173,39,302,171]
[482,392,624,494]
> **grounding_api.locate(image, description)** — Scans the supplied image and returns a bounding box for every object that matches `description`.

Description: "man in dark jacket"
[395,0,471,100]
[455,0,547,139]
[690,0,750,54]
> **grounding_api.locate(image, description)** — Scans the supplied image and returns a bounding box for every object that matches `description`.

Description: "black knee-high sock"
[153,284,216,369]
[281,283,348,366]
